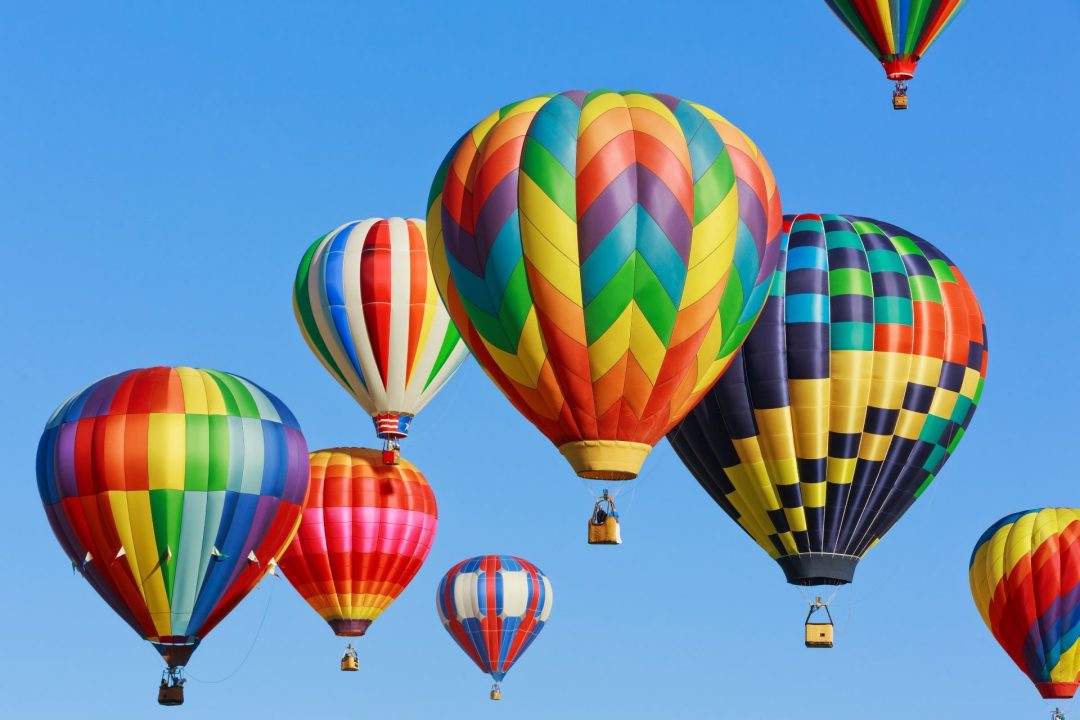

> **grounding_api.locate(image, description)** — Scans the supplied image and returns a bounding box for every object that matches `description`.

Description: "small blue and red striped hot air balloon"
[970,509,1080,710]
[36,367,310,705]
[436,555,553,700]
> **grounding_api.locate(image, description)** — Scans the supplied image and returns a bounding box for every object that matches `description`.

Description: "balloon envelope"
[36,367,310,667]
[970,509,1080,700]
[825,0,967,79]
[427,90,781,480]
[669,214,987,585]
[278,448,437,636]
[294,217,469,445]
[436,555,552,684]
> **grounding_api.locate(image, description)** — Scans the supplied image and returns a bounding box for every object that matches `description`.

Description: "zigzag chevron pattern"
[970,509,1080,700]
[293,218,469,443]
[426,91,781,477]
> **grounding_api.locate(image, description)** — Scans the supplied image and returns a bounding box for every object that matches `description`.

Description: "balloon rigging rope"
[185,580,276,685]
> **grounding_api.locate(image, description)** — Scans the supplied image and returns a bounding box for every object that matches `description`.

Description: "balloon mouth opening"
[329,619,372,637]
[882,58,917,81]
[777,554,859,586]
[1037,682,1079,699]
[558,440,651,480]
[152,639,199,668]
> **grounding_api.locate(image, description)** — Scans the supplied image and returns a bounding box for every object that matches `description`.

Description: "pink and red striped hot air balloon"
[278,448,437,670]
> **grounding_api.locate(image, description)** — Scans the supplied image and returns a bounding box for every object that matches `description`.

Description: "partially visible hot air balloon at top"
[970,509,1080,716]
[427,90,781,538]
[293,218,469,464]
[436,555,553,700]
[824,0,967,109]
[669,214,986,641]
[277,448,437,671]
[36,367,310,705]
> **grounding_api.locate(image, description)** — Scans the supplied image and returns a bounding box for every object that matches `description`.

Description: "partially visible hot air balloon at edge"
[970,509,1080,717]
[436,555,553,700]
[36,367,310,705]
[824,0,967,109]
[669,214,987,643]
[426,90,781,540]
[293,217,469,464]
[277,448,437,671]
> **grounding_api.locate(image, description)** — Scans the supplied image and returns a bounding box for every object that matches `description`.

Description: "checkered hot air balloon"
[436,555,553,700]
[426,90,781,488]
[36,367,310,705]
[277,448,437,670]
[970,509,1080,702]
[293,218,469,464]
[824,0,967,108]
[669,215,987,587]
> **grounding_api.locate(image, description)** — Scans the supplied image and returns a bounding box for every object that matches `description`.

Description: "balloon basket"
[490,684,502,701]
[341,643,359,672]
[158,668,185,706]
[587,490,621,545]
[804,596,835,648]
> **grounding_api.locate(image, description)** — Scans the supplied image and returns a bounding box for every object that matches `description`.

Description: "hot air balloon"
[824,0,967,109]
[970,509,1080,717]
[277,447,437,671]
[669,214,987,640]
[436,555,552,700]
[293,217,469,464]
[36,367,310,705]
[426,90,781,536]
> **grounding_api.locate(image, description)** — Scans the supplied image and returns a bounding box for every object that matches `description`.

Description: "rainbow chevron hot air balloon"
[427,90,781,486]
[278,448,437,668]
[970,509,1080,702]
[36,367,310,705]
[293,218,469,463]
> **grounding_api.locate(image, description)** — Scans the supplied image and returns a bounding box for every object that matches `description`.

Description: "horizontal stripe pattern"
[277,448,437,632]
[426,91,781,475]
[669,214,987,583]
[436,555,552,683]
[36,367,309,658]
[293,218,469,444]
[970,509,1080,697]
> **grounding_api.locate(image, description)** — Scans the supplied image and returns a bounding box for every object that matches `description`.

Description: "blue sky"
[2,1,1079,718]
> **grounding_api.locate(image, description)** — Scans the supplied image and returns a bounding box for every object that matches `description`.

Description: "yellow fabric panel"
[928,389,960,420]
[686,315,722,394]
[685,197,737,294]
[622,93,690,167]
[108,491,171,637]
[766,457,799,486]
[1003,512,1037,577]
[826,457,857,485]
[893,409,926,440]
[589,305,633,380]
[482,309,546,389]
[858,432,893,462]
[176,367,208,415]
[868,351,911,409]
[909,355,944,387]
[802,481,826,509]
[789,379,829,458]
[628,303,666,383]
[519,175,582,304]
[960,367,982,399]
[875,0,897,54]
[731,437,763,464]
[828,350,872,434]
[784,507,808,533]
[147,413,185,491]
[775,530,799,555]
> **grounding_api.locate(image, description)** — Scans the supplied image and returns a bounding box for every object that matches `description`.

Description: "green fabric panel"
[929,258,958,283]
[890,235,921,256]
[951,396,973,424]
[206,414,230,492]
[692,152,735,225]
[423,323,465,392]
[184,414,210,492]
[922,444,947,472]
[908,274,942,303]
[851,220,886,237]
[171,490,209,633]
[210,371,260,419]
[150,488,184,603]
[973,377,985,405]
[720,316,758,359]
[919,413,949,443]
[206,372,240,417]
[718,265,746,348]
[824,230,863,250]
[461,259,532,354]
[634,258,676,344]
[829,322,874,351]
[866,249,907,275]
[585,253,635,344]
[830,0,882,56]
[874,295,914,325]
[906,0,934,53]
[829,268,873,297]
[947,427,966,454]
[913,473,936,498]
[427,147,455,213]
[293,234,348,387]
[521,137,576,219]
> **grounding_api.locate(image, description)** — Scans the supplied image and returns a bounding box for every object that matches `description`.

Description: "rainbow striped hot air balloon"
[278,448,437,669]
[971,509,1080,703]
[436,555,553,700]
[427,90,781,502]
[36,367,310,705]
[824,0,967,108]
[294,218,469,463]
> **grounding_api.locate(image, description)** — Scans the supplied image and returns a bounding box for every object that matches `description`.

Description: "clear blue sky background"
[2,2,1078,718]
